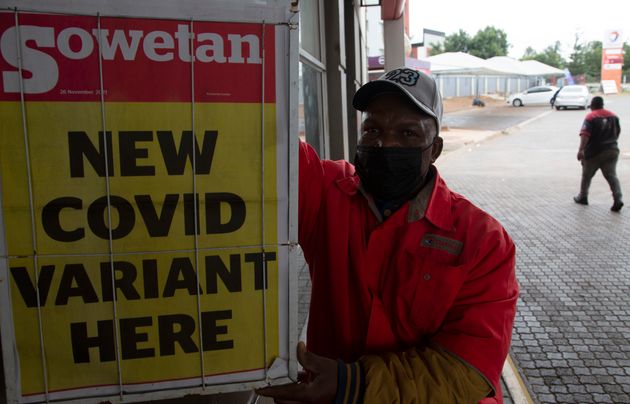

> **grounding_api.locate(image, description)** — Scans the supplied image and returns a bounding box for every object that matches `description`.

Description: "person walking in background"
[574,96,623,212]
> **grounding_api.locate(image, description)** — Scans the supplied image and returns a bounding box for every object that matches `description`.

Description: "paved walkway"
[440,97,630,403]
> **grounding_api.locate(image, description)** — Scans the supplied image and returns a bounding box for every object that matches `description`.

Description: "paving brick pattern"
[440,100,630,403]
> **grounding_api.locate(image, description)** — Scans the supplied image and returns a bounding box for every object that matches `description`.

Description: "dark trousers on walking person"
[576,149,623,210]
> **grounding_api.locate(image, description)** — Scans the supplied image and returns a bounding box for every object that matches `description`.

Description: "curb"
[439,109,553,161]
[502,355,535,404]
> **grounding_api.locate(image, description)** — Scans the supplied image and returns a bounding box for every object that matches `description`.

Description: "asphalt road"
[439,95,630,403]
[443,102,553,131]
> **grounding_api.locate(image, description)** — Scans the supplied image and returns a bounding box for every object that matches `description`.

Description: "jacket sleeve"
[335,226,517,403]
[298,141,355,256]
[334,345,490,404]
[298,141,325,250]
[615,116,621,137]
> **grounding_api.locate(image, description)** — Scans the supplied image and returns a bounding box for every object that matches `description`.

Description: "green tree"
[468,26,509,59]
[432,26,509,58]
[443,29,470,53]
[522,46,537,59]
[428,42,444,56]
[567,33,602,81]
[521,41,565,68]
[582,41,602,81]
[566,34,586,76]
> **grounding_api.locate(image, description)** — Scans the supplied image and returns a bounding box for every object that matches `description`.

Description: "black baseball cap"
[353,67,443,135]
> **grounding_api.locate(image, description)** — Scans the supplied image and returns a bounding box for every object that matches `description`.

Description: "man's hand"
[256,342,338,403]
[577,149,585,161]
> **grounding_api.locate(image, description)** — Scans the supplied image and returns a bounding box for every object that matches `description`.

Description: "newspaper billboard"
[0,1,299,402]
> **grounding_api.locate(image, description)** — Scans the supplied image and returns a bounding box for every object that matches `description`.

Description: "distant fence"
[433,75,539,98]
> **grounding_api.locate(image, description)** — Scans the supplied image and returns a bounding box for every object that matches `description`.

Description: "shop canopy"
[485,56,529,76]
[423,52,514,75]
[519,59,565,76]
[422,53,564,77]
[485,56,564,77]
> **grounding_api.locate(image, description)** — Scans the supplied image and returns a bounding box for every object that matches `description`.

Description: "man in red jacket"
[574,96,623,212]
[258,68,518,403]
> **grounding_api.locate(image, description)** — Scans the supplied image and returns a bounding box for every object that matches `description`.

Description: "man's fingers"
[297,369,312,383]
[296,341,309,368]
[257,344,338,403]
[296,341,321,372]
[256,381,329,403]
[256,382,310,401]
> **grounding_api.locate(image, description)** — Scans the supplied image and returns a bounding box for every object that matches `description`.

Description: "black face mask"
[354,143,433,201]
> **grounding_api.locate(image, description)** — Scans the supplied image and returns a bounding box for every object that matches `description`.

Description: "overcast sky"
[408,0,629,59]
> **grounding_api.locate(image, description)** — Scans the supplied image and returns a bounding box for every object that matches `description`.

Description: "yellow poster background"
[0,101,280,396]
[1,102,278,256]
[10,249,278,395]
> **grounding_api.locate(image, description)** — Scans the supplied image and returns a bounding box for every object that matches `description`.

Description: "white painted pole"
[383,14,405,71]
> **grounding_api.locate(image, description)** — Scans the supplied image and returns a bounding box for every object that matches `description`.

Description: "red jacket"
[579,108,620,159]
[299,142,518,402]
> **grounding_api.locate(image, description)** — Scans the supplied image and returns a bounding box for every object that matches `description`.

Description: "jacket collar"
[422,169,454,231]
[335,166,454,231]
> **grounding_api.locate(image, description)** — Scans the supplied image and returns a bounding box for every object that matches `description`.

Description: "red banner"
[0,12,276,103]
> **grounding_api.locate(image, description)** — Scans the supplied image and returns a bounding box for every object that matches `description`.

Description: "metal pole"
[96,13,124,399]
[14,8,50,401]
[189,18,207,389]
[260,21,269,382]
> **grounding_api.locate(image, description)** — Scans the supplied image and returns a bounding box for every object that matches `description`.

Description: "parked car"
[553,85,591,110]
[507,85,558,107]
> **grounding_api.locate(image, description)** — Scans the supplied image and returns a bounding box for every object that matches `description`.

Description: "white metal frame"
[0,1,299,402]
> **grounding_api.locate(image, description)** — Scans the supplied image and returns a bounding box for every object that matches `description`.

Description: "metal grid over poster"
[0,1,299,402]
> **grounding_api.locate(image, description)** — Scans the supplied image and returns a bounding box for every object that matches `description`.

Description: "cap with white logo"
[353,67,443,135]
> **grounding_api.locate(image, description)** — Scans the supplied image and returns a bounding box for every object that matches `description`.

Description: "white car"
[507,85,559,107]
[553,85,591,110]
